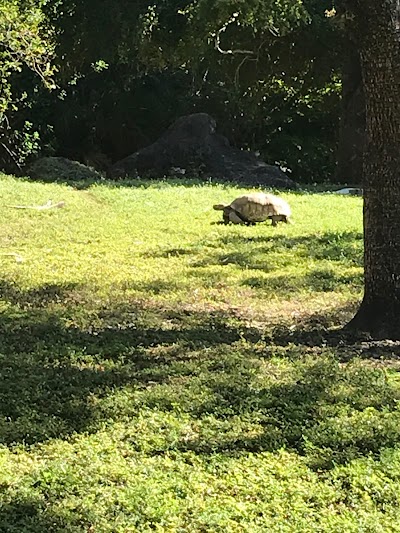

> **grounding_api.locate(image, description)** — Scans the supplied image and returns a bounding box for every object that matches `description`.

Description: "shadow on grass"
[140,303,400,466]
[112,239,362,305]
[144,231,363,297]
[193,231,364,270]
[0,281,261,445]
[149,231,363,266]
[1,279,400,468]
[21,172,361,195]
[169,355,400,468]
[0,280,79,308]
[0,497,81,532]
[261,301,399,349]
[243,269,363,294]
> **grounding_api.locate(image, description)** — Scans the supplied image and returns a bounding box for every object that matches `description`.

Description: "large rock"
[28,156,103,182]
[110,113,297,189]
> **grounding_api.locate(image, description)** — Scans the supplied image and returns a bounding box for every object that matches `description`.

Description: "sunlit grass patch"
[0,174,363,312]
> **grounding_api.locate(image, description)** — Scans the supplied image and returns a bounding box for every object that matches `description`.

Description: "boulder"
[110,113,297,190]
[28,156,103,182]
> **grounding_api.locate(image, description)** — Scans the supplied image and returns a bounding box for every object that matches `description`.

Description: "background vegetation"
[0,0,343,182]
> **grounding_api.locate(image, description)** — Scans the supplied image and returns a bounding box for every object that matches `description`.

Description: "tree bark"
[342,0,400,338]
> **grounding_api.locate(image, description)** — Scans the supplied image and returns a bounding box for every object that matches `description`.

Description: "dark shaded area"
[170,265,362,298]
[216,231,364,264]
[266,304,369,349]
[345,296,400,341]
[0,280,261,445]
[152,231,363,269]
[0,497,84,532]
[1,272,399,469]
[0,281,79,308]
[243,269,362,294]
[335,47,365,185]
[146,231,363,296]
[177,376,400,472]
[110,113,297,189]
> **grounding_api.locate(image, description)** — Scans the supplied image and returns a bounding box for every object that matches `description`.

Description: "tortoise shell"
[213,192,291,226]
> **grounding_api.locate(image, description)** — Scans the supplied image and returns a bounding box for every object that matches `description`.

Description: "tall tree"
[338,0,400,338]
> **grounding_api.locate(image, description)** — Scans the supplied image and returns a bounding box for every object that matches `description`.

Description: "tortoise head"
[213,204,227,211]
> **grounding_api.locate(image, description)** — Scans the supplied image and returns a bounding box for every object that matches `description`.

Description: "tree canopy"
[0,0,344,181]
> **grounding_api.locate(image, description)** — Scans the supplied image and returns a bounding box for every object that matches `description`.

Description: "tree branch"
[214,26,255,55]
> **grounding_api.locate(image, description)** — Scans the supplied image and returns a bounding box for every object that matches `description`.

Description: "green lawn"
[1,174,400,532]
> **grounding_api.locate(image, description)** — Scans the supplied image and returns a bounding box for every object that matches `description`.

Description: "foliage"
[1,174,400,530]
[0,0,55,172]
[176,0,343,182]
[0,1,344,182]
[24,0,342,183]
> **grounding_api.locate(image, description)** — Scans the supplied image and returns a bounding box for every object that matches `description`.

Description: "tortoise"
[213,192,291,226]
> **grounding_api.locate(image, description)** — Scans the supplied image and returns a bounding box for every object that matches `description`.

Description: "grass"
[1,173,400,531]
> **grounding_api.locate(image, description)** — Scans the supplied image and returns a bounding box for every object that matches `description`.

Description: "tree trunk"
[343,0,400,338]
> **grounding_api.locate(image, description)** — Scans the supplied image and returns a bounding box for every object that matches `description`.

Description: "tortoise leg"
[229,212,246,224]
[271,215,279,227]
[223,213,230,224]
